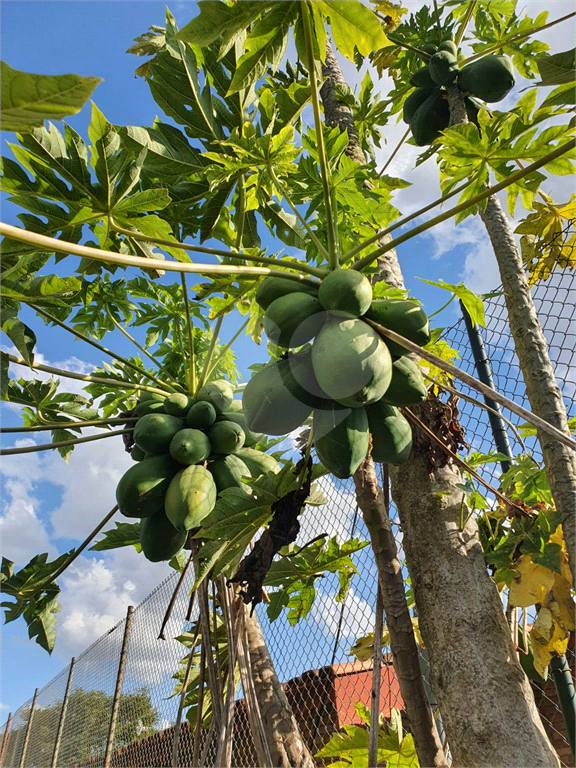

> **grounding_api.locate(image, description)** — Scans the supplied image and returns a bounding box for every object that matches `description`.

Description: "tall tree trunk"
[447,86,576,584]
[244,609,315,768]
[322,42,561,767]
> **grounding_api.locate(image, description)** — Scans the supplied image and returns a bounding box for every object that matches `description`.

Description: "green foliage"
[90,521,142,553]
[0,61,101,133]
[419,278,485,326]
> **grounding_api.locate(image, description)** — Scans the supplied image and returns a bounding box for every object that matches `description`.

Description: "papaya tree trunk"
[447,86,576,585]
[244,608,315,768]
[321,41,561,767]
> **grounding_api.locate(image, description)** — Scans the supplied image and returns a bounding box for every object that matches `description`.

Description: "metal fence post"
[18,689,38,768]
[51,657,76,768]
[104,606,134,768]
[0,713,12,767]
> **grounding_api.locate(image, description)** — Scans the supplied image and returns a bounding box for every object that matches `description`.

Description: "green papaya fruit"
[438,40,458,57]
[242,360,313,435]
[169,428,211,465]
[255,276,319,310]
[138,391,166,404]
[208,420,245,454]
[130,444,147,462]
[195,379,234,414]
[365,299,430,357]
[163,392,193,417]
[218,411,263,447]
[381,357,428,407]
[264,293,325,349]
[186,400,217,430]
[133,413,186,455]
[318,268,373,318]
[116,454,180,518]
[457,55,515,102]
[140,508,187,562]
[313,405,369,479]
[420,43,438,56]
[311,317,392,409]
[279,347,331,410]
[409,91,450,146]
[410,66,436,89]
[209,454,251,493]
[134,400,165,417]
[366,402,413,464]
[165,464,217,531]
[429,50,459,86]
[234,447,281,477]
[226,399,243,413]
[403,87,438,124]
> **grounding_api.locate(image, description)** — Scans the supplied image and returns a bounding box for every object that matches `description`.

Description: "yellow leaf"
[547,573,575,633]
[370,1,408,30]
[515,196,576,285]
[509,555,555,608]
[532,637,553,677]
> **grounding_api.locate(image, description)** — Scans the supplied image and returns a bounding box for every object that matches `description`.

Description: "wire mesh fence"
[1,267,574,768]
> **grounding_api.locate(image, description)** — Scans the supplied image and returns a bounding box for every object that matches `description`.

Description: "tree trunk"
[353,457,448,767]
[321,41,561,767]
[244,609,315,768]
[447,86,576,585]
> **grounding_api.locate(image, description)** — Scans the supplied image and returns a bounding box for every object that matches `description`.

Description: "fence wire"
[1,268,574,768]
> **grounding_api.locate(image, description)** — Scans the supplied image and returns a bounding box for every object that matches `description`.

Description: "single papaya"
[134,400,165,417]
[138,391,166,404]
[365,299,430,357]
[403,87,438,124]
[420,43,438,56]
[242,360,313,435]
[195,379,234,414]
[264,293,325,349]
[313,405,369,479]
[165,464,217,531]
[279,347,331,410]
[457,55,515,103]
[169,428,211,465]
[209,454,251,493]
[186,400,217,430]
[140,508,187,562]
[163,392,193,417]
[218,411,263,447]
[410,66,436,89]
[381,357,428,407]
[133,413,185,455]
[409,90,450,146]
[226,399,243,413]
[130,444,147,462]
[429,50,459,86]
[366,402,413,464]
[234,447,280,477]
[311,317,392,409]
[438,40,458,57]
[116,454,180,518]
[255,276,319,310]
[208,420,245,454]
[318,268,373,318]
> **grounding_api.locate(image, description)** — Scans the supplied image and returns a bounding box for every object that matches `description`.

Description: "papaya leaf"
[90,521,142,553]
[418,278,485,327]
[1,309,37,365]
[541,82,575,109]
[536,48,575,86]
[175,1,270,49]
[123,123,205,178]
[1,61,101,133]
[315,1,389,61]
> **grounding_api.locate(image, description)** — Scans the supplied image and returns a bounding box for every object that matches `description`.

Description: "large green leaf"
[90,522,142,552]
[123,123,205,178]
[175,1,270,48]
[536,49,575,86]
[1,61,101,133]
[1,309,37,365]
[316,1,389,61]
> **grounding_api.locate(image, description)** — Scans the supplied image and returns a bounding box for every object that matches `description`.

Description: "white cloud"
[310,587,374,643]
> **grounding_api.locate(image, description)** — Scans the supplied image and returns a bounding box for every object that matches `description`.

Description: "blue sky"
[1,0,574,720]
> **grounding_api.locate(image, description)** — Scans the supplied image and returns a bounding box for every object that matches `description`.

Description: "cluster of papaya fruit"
[404,37,516,145]
[242,270,431,479]
[115,381,279,563]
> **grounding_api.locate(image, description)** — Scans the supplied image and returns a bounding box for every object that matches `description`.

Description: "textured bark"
[321,42,561,767]
[244,610,315,768]
[353,456,448,767]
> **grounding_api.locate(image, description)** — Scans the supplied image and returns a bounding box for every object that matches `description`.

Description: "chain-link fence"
[1,268,574,768]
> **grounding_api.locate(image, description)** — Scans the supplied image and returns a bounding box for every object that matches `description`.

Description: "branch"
[376,126,411,179]
[350,140,576,271]
[363,320,576,452]
[180,273,197,395]
[197,315,223,391]
[0,417,138,433]
[204,316,250,382]
[0,223,322,286]
[0,428,133,456]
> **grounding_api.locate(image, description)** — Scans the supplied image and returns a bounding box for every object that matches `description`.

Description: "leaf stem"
[236,176,246,251]
[7,353,168,397]
[180,273,197,396]
[427,294,456,319]
[197,316,224,391]
[363,319,576,451]
[385,32,432,59]
[376,127,411,179]
[0,417,138,433]
[0,223,322,285]
[204,316,250,382]
[350,140,576,272]
[29,304,175,393]
[301,1,338,269]
[432,0,443,42]
[454,1,477,47]
[0,428,133,456]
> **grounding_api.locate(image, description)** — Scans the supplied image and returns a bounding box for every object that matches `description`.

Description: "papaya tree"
[1,2,574,767]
